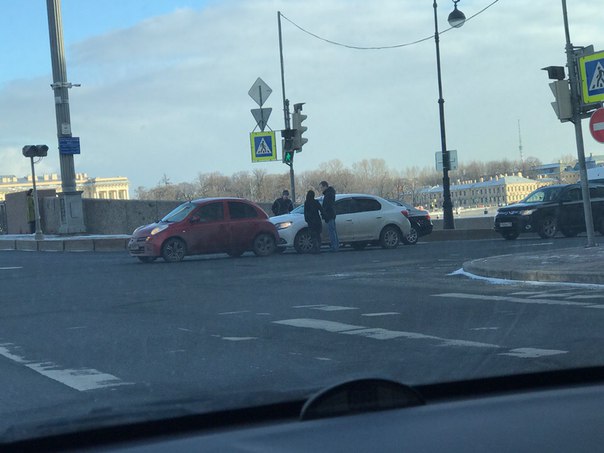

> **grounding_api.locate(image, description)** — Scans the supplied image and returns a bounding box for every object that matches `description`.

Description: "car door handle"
[346,219,353,222]
[376,216,383,219]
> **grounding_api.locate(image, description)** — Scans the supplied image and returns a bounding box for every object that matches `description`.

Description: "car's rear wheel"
[402,226,418,245]
[351,241,367,250]
[538,216,558,239]
[161,237,186,262]
[137,256,157,263]
[379,225,400,249]
[253,233,276,256]
[294,229,314,254]
[501,230,519,240]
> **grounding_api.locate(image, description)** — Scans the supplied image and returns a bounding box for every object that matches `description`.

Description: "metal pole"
[30,157,44,240]
[47,0,85,233]
[561,0,596,247]
[433,1,455,229]
[278,11,296,203]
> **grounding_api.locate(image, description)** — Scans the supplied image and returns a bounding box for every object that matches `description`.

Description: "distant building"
[0,173,129,201]
[416,173,551,209]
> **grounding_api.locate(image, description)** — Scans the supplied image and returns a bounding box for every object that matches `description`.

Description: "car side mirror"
[189,215,201,224]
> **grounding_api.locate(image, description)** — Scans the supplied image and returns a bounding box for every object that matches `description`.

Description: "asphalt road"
[1,236,603,439]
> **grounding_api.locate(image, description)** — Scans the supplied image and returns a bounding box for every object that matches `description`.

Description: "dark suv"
[494,183,604,240]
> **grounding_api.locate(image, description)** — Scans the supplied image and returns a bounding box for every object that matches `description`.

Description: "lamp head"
[448,1,466,28]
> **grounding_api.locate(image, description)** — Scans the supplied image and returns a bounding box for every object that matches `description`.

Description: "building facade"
[0,173,129,201]
[416,173,551,210]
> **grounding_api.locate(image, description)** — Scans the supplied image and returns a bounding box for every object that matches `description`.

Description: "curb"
[0,236,130,252]
[463,250,604,285]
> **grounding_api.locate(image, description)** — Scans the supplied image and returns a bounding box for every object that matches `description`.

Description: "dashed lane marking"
[273,319,569,358]
[0,343,132,391]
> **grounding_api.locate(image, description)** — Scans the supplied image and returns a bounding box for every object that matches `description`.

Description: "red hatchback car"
[128,198,278,263]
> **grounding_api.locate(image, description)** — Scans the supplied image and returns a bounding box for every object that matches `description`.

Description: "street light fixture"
[433,0,465,230]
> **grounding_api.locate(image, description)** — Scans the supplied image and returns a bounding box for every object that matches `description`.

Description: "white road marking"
[315,357,332,361]
[0,267,22,270]
[567,295,604,300]
[499,348,567,358]
[362,312,400,317]
[221,337,257,341]
[218,310,251,315]
[470,327,500,331]
[273,319,499,348]
[0,343,131,391]
[293,304,358,311]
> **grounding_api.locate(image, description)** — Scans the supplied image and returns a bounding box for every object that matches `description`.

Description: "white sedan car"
[270,194,411,253]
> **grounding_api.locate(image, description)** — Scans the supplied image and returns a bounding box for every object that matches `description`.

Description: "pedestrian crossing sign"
[580,50,604,103]
[250,131,277,163]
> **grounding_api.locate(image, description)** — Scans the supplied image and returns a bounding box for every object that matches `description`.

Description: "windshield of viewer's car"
[1,0,603,447]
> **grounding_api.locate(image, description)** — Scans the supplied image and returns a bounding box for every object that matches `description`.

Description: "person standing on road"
[26,189,35,234]
[304,190,323,254]
[319,181,339,252]
[271,190,294,216]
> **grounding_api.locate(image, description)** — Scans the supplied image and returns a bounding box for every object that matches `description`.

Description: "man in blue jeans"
[319,180,339,252]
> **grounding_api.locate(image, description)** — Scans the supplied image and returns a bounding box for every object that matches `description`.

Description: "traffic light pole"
[29,157,44,240]
[47,0,85,233]
[561,0,596,247]
[278,11,296,203]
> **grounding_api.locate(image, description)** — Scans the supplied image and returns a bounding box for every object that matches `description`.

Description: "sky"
[1,0,603,193]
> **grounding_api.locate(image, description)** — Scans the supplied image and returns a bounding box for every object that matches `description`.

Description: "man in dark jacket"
[271,190,294,216]
[319,181,339,251]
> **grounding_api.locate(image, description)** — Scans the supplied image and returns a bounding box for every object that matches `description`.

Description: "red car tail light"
[401,210,409,218]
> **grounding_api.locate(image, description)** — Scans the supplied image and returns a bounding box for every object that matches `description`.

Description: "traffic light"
[283,148,294,165]
[548,80,573,121]
[542,66,572,122]
[292,103,308,151]
[22,145,49,158]
[280,129,295,166]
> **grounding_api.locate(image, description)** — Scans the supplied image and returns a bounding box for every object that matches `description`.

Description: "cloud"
[0,0,602,191]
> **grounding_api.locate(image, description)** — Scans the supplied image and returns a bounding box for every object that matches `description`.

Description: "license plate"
[499,222,513,228]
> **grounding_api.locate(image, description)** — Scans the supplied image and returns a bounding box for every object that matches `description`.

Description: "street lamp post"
[433,0,465,230]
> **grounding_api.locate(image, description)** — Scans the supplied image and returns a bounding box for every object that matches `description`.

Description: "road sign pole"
[562,0,596,247]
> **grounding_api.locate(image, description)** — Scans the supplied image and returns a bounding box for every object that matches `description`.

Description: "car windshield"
[160,202,195,222]
[522,187,563,203]
[1,0,604,447]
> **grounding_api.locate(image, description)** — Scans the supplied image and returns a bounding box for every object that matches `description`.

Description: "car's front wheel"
[253,233,276,256]
[538,216,558,239]
[294,229,314,254]
[402,226,418,245]
[379,225,401,249]
[161,237,187,262]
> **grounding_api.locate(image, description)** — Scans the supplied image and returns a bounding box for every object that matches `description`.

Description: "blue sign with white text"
[58,137,81,155]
